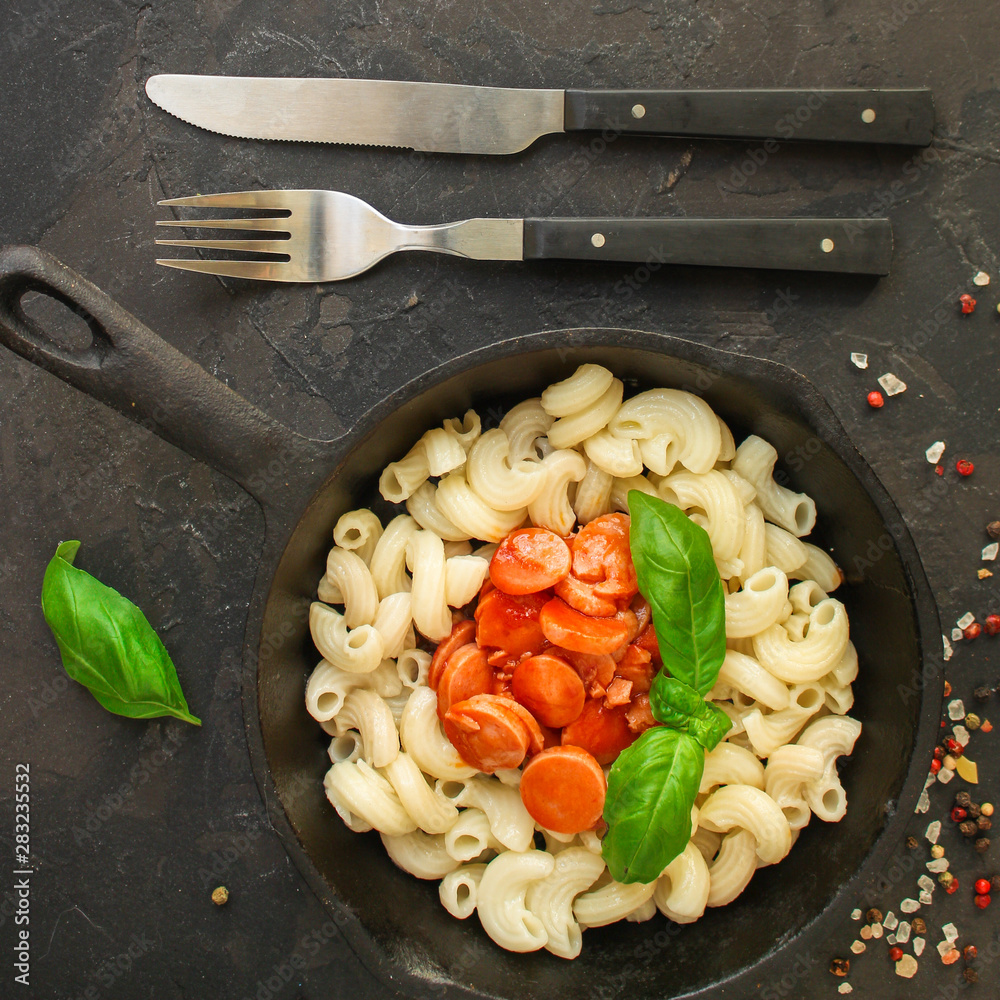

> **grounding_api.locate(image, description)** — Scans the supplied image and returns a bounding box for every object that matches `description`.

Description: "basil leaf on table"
[649,674,732,751]
[41,540,200,725]
[628,490,726,696]
[602,727,705,884]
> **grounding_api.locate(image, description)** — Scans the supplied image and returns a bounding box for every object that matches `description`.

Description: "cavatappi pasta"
[305,364,861,959]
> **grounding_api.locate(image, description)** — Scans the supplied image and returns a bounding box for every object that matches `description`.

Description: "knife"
[145,75,935,153]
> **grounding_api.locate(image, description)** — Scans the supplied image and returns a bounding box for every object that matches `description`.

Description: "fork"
[155,190,892,280]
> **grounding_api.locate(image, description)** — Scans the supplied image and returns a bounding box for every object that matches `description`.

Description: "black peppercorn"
[961,820,979,837]
[968,802,982,819]
[974,686,992,702]
[911,916,927,934]
[964,944,978,961]
[906,835,919,850]
[978,816,992,832]
[956,791,973,809]
[991,875,1000,894]
[987,520,1000,540]
[964,968,979,983]
[975,837,990,853]
[829,957,850,977]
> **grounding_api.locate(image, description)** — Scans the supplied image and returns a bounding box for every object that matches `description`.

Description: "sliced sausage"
[429,619,478,690]
[511,653,586,728]
[519,746,607,834]
[436,643,494,720]
[443,695,532,772]
[561,698,638,766]
[538,597,631,654]
[489,528,572,595]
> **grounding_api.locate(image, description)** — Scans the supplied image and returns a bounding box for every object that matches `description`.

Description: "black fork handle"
[0,245,319,506]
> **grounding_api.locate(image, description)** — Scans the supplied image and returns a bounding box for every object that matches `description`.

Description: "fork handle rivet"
[591,233,606,248]
[631,104,646,119]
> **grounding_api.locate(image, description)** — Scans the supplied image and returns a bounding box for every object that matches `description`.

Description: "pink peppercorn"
[889,946,904,961]
[947,878,960,894]
[984,614,1000,636]
[867,390,884,409]
[931,759,942,774]
[956,459,975,476]
[960,293,977,314]
[974,893,991,909]
[965,623,983,640]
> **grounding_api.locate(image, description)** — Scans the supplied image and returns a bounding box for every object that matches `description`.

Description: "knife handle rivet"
[591,233,606,248]
[631,104,646,119]
[821,238,835,253]
[861,108,876,124]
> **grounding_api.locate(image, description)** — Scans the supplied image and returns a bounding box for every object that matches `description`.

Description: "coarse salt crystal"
[897,921,912,944]
[913,937,926,956]
[917,875,935,893]
[878,372,907,396]
[983,542,999,561]
[957,612,976,629]
[895,954,919,978]
[860,925,873,939]
[887,933,896,945]
[915,789,931,812]
[871,923,884,939]
[925,820,941,844]
[900,898,921,913]
[942,922,958,942]
[838,984,854,995]
[851,907,862,921]
[973,270,990,286]
[926,858,950,872]
[937,767,955,784]
[948,699,966,721]
[925,441,946,463]
[851,940,866,954]
[884,911,899,930]
[953,725,970,747]
[937,940,954,957]
[851,352,869,369]
[943,635,953,661]
[918,890,933,905]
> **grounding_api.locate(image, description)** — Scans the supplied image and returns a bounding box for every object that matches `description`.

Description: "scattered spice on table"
[956,459,975,476]
[867,390,884,408]
[211,885,229,906]
[959,293,977,314]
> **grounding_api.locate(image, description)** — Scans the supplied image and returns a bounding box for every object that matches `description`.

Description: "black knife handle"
[522,218,892,274]
[563,89,934,146]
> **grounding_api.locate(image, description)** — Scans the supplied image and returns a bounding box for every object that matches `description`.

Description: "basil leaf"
[649,674,732,751]
[602,727,704,883]
[41,541,200,725]
[628,490,726,696]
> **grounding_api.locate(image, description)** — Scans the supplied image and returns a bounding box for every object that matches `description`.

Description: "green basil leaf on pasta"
[602,727,704,884]
[649,674,732,751]
[628,490,726,696]
[40,540,200,725]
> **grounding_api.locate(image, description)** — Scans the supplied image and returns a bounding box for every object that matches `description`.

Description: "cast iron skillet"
[0,246,941,999]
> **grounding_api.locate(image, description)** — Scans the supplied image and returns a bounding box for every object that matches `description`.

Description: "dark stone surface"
[0,1,997,997]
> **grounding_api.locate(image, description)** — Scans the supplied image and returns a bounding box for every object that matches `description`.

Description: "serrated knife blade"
[145,74,935,151]
[145,74,565,154]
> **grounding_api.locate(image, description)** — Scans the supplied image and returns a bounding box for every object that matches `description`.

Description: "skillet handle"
[0,245,316,504]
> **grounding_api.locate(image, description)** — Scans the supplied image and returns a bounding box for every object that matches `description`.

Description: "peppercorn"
[982,803,995,817]
[931,758,942,774]
[956,791,973,809]
[931,844,946,859]
[947,878,961,893]
[960,293,977,314]
[939,872,955,888]
[974,893,991,909]
[975,878,991,894]
[906,835,919,850]
[889,945,904,962]
[935,745,946,760]
[988,521,1000,540]
[912,917,927,934]
[829,957,850,977]
[961,820,979,837]
[867,390,884,409]
[974,685,993,702]
[935,464,944,475]
[991,875,1000,893]
[866,907,883,924]
[953,806,969,822]
[964,968,979,984]
[983,720,995,733]
[978,816,992,832]
[976,837,991,853]
[945,737,965,757]
[969,802,982,819]
[957,458,975,476]
[944,754,958,770]
[964,944,978,960]
[966,713,982,731]
[985,615,1000,637]
[211,886,229,906]
[965,622,983,639]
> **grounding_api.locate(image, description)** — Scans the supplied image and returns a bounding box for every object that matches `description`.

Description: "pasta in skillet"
[305,364,861,959]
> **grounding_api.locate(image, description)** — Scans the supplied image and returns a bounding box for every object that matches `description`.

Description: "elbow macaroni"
[303,363,862,955]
